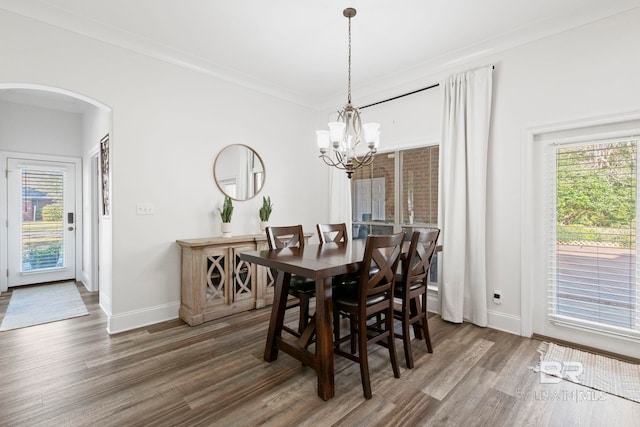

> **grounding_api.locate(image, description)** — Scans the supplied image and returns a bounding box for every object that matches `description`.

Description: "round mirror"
[214,144,265,201]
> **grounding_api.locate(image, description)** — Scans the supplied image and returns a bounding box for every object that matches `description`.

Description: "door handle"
[68,226,75,231]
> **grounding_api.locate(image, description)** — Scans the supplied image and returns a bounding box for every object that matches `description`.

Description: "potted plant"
[259,196,273,231]
[219,196,234,237]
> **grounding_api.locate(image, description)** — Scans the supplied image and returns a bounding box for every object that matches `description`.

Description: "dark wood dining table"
[239,239,368,400]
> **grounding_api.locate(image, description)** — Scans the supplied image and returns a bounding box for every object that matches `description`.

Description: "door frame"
[0,151,82,292]
[90,152,100,292]
[521,110,640,359]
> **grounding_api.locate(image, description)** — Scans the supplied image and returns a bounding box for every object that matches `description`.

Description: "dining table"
[239,239,369,400]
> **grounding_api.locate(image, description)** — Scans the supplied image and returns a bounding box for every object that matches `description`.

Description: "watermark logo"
[539,361,583,384]
[516,389,607,402]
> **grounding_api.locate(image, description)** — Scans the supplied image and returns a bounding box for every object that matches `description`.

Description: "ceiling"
[1,0,639,111]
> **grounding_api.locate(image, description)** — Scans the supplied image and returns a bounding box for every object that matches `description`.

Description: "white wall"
[0,10,327,332]
[359,87,442,151]
[0,100,83,156]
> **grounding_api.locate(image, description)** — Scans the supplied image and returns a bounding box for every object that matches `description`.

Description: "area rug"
[535,342,640,403]
[0,282,88,331]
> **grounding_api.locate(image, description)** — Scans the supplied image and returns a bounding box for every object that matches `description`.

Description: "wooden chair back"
[358,232,405,306]
[266,225,305,250]
[400,229,440,297]
[316,223,349,244]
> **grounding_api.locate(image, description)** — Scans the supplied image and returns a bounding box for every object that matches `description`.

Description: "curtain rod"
[360,65,495,110]
[360,83,439,110]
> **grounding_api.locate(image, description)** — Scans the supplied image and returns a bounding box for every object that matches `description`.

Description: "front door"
[7,158,76,286]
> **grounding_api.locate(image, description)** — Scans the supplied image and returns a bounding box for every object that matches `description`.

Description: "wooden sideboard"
[176,233,310,326]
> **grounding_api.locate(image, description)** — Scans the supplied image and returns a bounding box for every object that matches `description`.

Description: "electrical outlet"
[136,203,155,215]
[493,290,502,304]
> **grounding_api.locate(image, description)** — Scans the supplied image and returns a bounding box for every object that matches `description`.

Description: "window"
[547,138,640,337]
[351,145,440,285]
[20,168,64,271]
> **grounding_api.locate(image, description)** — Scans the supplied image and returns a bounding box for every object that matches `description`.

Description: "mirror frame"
[213,144,266,201]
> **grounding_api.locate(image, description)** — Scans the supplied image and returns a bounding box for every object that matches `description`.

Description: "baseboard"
[78,270,98,292]
[531,333,640,364]
[99,292,112,317]
[428,294,520,335]
[487,309,521,335]
[107,301,180,334]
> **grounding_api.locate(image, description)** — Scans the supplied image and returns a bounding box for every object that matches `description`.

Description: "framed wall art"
[100,133,111,218]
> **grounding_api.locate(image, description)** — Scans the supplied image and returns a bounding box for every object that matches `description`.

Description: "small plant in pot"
[259,196,273,231]
[219,196,234,237]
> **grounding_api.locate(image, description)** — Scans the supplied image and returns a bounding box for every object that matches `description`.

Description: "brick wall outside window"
[402,146,439,225]
[351,145,438,226]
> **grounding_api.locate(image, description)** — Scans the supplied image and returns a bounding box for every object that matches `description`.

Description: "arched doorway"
[0,84,113,315]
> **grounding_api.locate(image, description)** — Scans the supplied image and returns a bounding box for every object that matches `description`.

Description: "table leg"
[264,270,291,362]
[315,276,335,400]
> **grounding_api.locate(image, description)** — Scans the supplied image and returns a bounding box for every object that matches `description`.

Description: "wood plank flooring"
[0,282,638,426]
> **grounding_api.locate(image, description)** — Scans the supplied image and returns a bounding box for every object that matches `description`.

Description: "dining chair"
[316,223,348,244]
[394,228,440,368]
[317,222,358,294]
[266,225,315,336]
[333,232,405,399]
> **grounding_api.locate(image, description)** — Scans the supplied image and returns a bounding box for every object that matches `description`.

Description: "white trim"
[520,127,535,337]
[549,314,640,342]
[0,83,110,111]
[487,310,521,335]
[99,291,112,317]
[106,301,180,334]
[87,149,100,292]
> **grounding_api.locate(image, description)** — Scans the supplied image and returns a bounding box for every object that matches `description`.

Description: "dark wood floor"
[0,282,638,426]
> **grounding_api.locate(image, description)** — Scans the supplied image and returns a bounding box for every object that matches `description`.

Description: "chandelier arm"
[349,147,375,164]
[319,154,348,171]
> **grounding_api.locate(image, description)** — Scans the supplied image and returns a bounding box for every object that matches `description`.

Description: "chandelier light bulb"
[316,130,330,153]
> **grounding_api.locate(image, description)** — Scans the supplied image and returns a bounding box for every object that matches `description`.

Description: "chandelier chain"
[347,13,352,104]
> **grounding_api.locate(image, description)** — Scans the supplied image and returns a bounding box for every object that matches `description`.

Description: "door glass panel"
[552,140,638,330]
[20,168,64,272]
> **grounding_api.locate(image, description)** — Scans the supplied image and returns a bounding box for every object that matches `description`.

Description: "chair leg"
[350,313,357,354]
[298,296,309,334]
[421,292,433,353]
[402,306,414,369]
[358,314,372,399]
[333,306,341,346]
[387,308,400,378]
[409,297,422,339]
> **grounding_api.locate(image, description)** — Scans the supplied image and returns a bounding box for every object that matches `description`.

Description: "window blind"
[20,168,64,271]
[546,139,640,339]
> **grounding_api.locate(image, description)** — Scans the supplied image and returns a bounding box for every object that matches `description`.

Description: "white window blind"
[20,168,65,271]
[546,138,640,339]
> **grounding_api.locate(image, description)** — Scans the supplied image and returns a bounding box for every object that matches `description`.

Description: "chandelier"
[316,8,380,179]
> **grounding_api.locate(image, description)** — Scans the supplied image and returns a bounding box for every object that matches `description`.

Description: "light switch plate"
[136,203,155,215]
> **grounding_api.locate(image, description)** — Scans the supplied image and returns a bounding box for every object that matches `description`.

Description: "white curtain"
[328,166,352,240]
[438,66,493,326]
